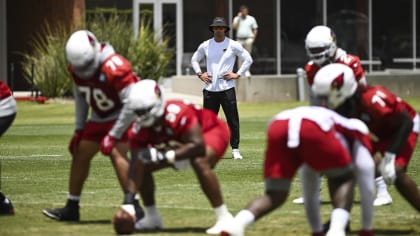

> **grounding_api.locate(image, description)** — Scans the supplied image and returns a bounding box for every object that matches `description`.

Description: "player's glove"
[68,130,83,156]
[137,147,175,164]
[101,134,117,156]
[379,152,396,185]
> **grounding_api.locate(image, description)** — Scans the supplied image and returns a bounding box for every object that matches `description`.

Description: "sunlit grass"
[0,99,419,236]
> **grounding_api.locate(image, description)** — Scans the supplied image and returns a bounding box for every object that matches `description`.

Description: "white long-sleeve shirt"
[191,37,253,92]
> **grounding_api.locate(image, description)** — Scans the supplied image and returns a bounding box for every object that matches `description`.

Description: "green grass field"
[0,99,419,236]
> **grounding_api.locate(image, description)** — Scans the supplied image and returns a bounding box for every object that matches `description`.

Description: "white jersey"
[272,106,369,148]
[191,37,253,92]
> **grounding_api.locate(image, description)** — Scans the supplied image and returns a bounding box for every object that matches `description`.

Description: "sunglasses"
[213,26,226,30]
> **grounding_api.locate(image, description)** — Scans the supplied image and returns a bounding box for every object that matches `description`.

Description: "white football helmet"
[125,79,165,127]
[311,63,357,109]
[65,30,101,79]
[305,25,337,65]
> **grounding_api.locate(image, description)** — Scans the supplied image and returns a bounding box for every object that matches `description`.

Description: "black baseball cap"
[209,17,230,32]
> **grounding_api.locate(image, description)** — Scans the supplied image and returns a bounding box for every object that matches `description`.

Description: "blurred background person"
[232,5,258,77]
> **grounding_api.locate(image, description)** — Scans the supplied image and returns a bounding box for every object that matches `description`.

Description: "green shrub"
[20,9,173,98]
[88,9,174,81]
[20,23,72,97]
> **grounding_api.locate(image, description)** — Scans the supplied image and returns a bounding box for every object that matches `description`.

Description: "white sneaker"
[373,193,393,206]
[292,197,305,204]
[135,213,163,231]
[206,213,234,235]
[326,227,346,236]
[232,149,243,160]
[292,195,322,204]
[219,218,244,236]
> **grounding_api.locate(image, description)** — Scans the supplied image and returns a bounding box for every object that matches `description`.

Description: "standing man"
[232,5,258,77]
[0,81,17,215]
[42,30,142,221]
[113,80,233,235]
[191,17,253,160]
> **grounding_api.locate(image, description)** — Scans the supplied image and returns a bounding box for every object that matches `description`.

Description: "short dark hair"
[239,5,248,11]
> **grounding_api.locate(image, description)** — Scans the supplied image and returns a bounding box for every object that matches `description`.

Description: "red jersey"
[130,100,224,150]
[69,54,139,118]
[305,51,365,85]
[0,81,12,100]
[355,85,417,140]
[264,106,371,179]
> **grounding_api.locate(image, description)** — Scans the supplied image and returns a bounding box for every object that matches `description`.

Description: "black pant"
[203,88,240,149]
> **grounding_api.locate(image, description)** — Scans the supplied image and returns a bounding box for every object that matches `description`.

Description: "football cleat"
[232,149,243,160]
[292,197,305,204]
[0,196,15,215]
[373,193,392,206]
[292,195,322,204]
[206,213,234,235]
[323,219,350,233]
[42,205,79,221]
[312,232,325,236]
[135,213,163,230]
[325,227,346,236]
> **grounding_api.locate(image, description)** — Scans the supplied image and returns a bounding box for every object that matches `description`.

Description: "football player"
[43,30,142,221]
[304,25,366,86]
[113,79,233,235]
[294,25,392,208]
[306,64,377,236]
[312,63,420,212]
[220,106,372,236]
[0,81,17,215]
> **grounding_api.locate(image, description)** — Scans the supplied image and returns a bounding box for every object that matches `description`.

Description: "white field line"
[0,154,64,159]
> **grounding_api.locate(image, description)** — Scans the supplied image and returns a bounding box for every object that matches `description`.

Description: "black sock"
[66,199,79,209]
[123,192,135,205]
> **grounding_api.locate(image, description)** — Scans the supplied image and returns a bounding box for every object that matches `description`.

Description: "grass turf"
[0,99,419,236]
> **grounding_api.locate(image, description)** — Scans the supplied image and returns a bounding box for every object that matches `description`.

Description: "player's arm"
[191,43,207,75]
[108,83,137,139]
[387,110,413,154]
[73,85,89,131]
[352,56,367,85]
[173,123,206,161]
[69,85,89,156]
[100,56,139,155]
[135,123,206,164]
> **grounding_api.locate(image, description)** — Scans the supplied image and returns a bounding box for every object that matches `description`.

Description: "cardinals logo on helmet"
[154,84,162,98]
[331,72,344,91]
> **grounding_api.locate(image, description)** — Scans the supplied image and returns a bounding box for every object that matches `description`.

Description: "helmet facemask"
[305,25,337,66]
[133,101,165,128]
[126,80,166,128]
